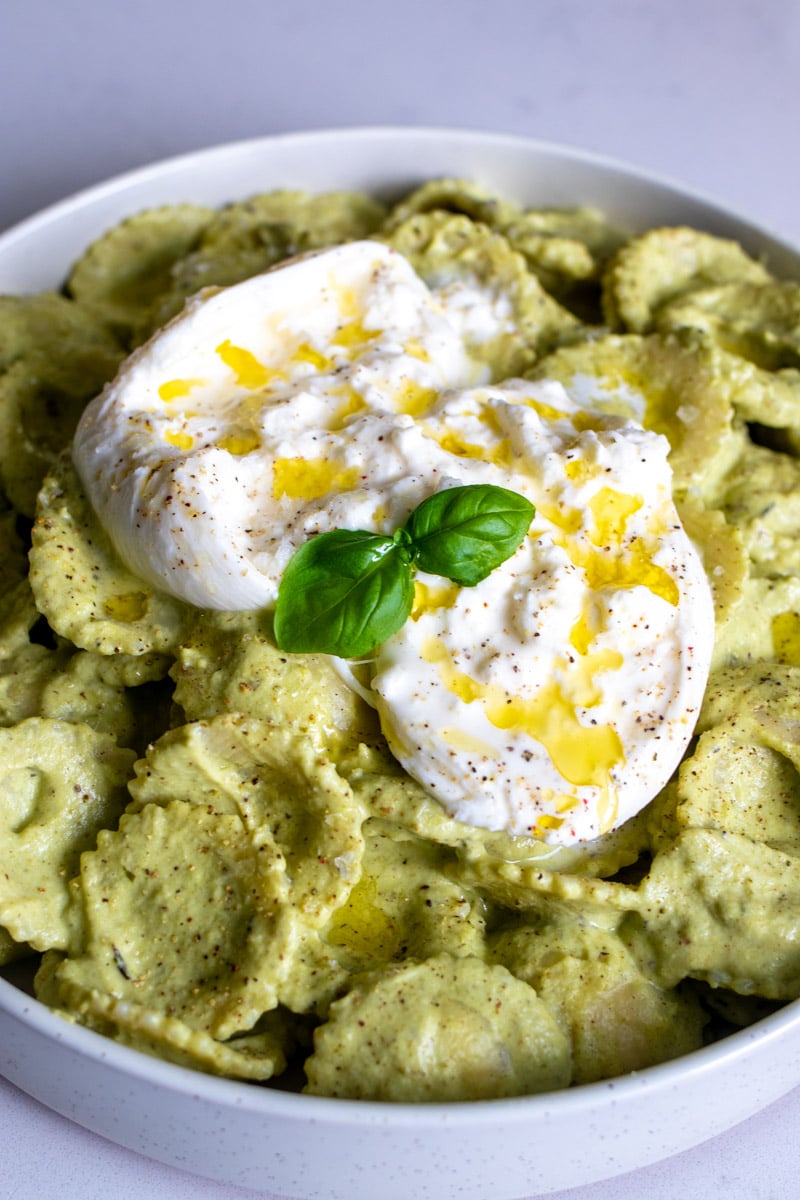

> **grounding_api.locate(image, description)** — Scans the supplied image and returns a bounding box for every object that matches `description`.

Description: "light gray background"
[1,1,800,1197]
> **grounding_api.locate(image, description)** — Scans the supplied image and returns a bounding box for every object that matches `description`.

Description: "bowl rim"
[3,968,799,1126]
[2,125,798,270]
[2,123,800,1133]
[3,125,686,230]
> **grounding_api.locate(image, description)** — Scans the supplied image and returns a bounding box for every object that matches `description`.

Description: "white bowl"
[2,127,800,1200]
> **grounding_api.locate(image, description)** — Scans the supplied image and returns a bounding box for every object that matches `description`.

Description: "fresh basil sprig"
[273,484,535,657]
[273,529,415,659]
[404,485,536,587]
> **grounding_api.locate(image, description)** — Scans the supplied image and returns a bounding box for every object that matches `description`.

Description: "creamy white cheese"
[73,241,484,609]
[72,240,714,845]
[371,388,714,843]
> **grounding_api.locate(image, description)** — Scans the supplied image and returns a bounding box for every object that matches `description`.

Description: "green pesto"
[0,180,797,1097]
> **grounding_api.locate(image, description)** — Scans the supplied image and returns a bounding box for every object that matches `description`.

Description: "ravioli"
[0,178,798,1101]
[304,954,572,1101]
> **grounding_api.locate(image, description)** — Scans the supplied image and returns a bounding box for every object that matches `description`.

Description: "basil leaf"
[273,529,414,657]
[403,484,535,586]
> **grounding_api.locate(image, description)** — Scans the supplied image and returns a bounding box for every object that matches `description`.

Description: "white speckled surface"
[2,3,800,1196]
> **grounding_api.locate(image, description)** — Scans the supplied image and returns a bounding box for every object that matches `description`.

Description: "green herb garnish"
[273,484,535,657]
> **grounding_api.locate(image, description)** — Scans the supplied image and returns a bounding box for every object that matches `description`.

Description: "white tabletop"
[2,2,800,1197]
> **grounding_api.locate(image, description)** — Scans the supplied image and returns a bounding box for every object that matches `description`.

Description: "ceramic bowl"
[1,127,799,1200]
